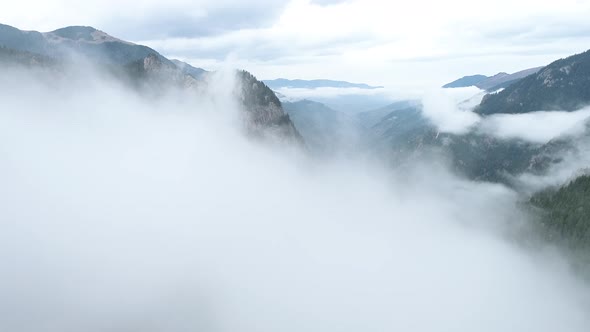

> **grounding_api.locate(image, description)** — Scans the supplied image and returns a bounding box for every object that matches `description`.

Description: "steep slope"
[118,53,202,93]
[476,50,590,115]
[238,71,303,142]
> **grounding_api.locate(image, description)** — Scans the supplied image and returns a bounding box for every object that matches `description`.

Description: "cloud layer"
[1,63,590,331]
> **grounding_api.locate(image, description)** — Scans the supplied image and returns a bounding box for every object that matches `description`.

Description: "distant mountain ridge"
[442,75,488,88]
[264,78,384,90]
[443,67,543,91]
[479,67,544,91]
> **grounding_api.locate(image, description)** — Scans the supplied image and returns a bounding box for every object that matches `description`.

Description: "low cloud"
[421,88,590,144]
[421,87,483,134]
[274,87,399,113]
[478,108,590,144]
[0,64,589,331]
[516,134,590,193]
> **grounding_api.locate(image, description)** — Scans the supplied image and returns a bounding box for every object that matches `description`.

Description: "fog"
[516,132,590,193]
[479,108,590,144]
[422,87,590,144]
[275,87,390,100]
[1,66,590,332]
[274,86,399,113]
[421,87,482,134]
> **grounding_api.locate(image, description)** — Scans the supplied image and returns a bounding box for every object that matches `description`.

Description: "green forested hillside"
[530,175,590,251]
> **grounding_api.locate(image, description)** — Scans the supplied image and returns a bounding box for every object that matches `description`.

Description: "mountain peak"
[50,26,98,39]
[45,26,130,44]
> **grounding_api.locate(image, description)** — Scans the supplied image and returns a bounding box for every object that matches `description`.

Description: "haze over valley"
[2,1,590,331]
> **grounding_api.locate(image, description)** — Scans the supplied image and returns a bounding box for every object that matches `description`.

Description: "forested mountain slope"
[476,50,590,115]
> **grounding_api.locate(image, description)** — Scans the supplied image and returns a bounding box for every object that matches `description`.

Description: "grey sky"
[1,0,590,93]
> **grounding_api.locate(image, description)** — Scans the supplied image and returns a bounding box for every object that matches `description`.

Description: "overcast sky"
[2,0,590,92]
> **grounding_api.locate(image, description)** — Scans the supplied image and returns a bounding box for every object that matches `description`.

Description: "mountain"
[476,50,590,115]
[0,23,301,142]
[480,67,543,91]
[365,50,590,183]
[0,24,172,66]
[282,99,362,153]
[443,67,543,91]
[442,75,488,88]
[263,78,383,90]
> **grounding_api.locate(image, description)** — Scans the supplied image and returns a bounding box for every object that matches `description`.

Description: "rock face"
[114,53,203,97]
[0,23,303,143]
[238,71,303,142]
[476,50,590,115]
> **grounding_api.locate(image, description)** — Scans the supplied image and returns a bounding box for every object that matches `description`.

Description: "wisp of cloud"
[421,88,590,146]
